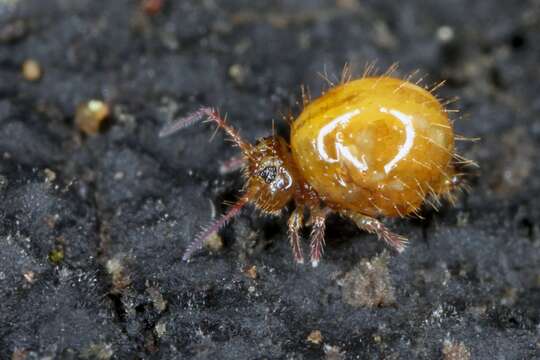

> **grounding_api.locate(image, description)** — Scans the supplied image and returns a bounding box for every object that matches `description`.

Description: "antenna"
[159,106,254,156]
[182,195,249,261]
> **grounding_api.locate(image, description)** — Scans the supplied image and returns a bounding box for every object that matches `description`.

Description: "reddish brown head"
[243,136,297,214]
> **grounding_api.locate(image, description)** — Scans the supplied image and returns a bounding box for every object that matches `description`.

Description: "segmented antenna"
[159,106,253,261]
[182,196,249,261]
[160,106,254,261]
[159,106,253,155]
[159,108,207,137]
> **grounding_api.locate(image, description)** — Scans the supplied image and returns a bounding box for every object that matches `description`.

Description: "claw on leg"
[288,207,305,264]
[346,212,408,253]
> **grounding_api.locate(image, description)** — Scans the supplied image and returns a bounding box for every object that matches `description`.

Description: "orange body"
[166,73,465,265]
[291,77,455,217]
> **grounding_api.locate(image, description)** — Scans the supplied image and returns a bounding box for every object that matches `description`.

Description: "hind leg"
[345,212,408,253]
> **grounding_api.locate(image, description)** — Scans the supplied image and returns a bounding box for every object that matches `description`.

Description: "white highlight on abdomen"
[317,109,368,171]
[315,107,415,175]
[380,107,415,174]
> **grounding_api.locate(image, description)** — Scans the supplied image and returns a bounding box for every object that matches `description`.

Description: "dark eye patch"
[258,166,277,184]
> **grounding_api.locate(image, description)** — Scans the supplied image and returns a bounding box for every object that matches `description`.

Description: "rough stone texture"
[1,0,539,359]
[341,252,396,309]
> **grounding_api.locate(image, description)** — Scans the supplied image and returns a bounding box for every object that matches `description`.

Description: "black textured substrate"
[1,1,539,359]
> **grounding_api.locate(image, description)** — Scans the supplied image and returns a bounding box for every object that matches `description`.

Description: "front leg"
[345,211,408,253]
[287,206,305,264]
[309,207,331,267]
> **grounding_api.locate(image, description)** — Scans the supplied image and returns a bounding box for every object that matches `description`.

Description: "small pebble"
[22,59,42,82]
[243,265,258,279]
[307,330,323,345]
[155,321,167,338]
[23,271,36,283]
[43,168,56,182]
[341,252,396,308]
[229,64,247,84]
[75,100,110,135]
[204,232,224,253]
[437,26,455,43]
[106,256,132,291]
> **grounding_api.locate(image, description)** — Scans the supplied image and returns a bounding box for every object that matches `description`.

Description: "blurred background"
[0,0,539,358]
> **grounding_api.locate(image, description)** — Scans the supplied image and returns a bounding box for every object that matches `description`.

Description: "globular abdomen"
[291,77,455,217]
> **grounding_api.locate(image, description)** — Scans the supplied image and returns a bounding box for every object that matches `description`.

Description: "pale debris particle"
[113,171,124,180]
[43,168,56,182]
[23,270,36,284]
[442,340,471,360]
[243,264,258,279]
[22,59,42,81]
[436,26,455,43]
[456,212,469,227]
[155,320,167,338]
[75,100,110,135]
[81,343,114,360]
[146,284,168,313]
[11,348,28,360]
[106,255,132,292]
[323,344,346,360]
[341,252,396,308]
[228,64,248,85]
[204,232,224,253]
[307,330,323,345]
[113,104,136,126]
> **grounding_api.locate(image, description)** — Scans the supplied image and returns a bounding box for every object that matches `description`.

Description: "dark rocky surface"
[1,0,540,358]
